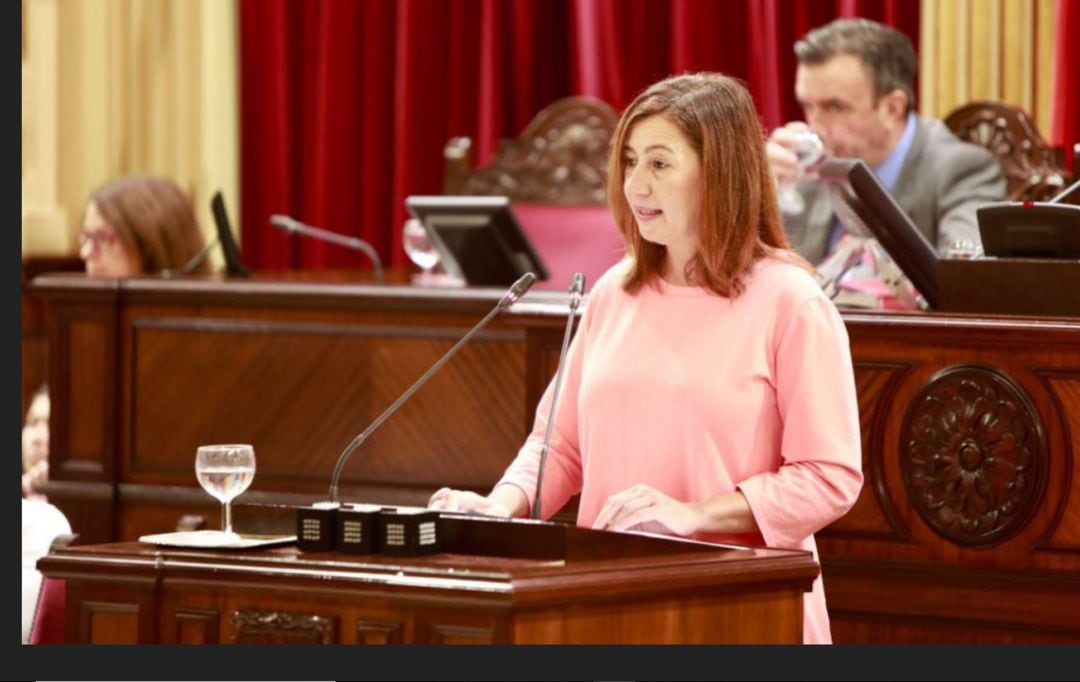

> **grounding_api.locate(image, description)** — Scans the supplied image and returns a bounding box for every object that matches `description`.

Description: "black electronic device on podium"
[405,195,549,286]
[944,177,1080,316]
[820,159,1080,317]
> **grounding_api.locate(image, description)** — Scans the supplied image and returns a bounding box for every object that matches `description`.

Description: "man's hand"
[767,121,820,184]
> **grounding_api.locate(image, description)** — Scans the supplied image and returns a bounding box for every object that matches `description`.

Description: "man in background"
[768,18,1006,265]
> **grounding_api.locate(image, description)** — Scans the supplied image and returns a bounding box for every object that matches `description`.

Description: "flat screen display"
[405,195,550,286]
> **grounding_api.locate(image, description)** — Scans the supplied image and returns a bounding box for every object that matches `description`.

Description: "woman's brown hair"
[607,72,808,297]
[90,176,210,275]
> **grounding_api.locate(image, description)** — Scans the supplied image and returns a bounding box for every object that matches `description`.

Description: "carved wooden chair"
[944,101,1071,201]
[442,96,624,292]
[444,96,618,204]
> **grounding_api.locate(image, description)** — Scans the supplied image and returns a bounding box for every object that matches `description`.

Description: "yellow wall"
[21,0,239,269]
[920,0,1056,135]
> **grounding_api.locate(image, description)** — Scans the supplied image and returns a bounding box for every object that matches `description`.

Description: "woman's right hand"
[427,487,514,517]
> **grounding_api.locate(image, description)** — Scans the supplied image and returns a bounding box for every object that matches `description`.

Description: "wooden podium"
[37,515,816,644]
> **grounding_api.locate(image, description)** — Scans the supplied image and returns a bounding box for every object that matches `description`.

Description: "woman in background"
[428,73,863,644]
[21,385,50,498]
[21,384,71,643]
[79,175,211,277]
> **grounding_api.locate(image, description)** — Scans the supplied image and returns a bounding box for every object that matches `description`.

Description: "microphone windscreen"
[571,272,585,295]
[511,272,537,297]
[269,215,297,232]
[498,272,537,309]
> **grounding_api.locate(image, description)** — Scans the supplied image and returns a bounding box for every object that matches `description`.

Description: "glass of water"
[778,129,825,216]
[195,444,255,536]
[945,238,982,259]
[402,219,441,282]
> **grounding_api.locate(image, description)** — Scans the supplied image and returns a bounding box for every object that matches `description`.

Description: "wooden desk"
[29,273,1080,642]
[37,520,815,644]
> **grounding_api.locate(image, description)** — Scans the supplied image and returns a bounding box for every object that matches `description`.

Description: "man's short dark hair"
[795,18,916,113]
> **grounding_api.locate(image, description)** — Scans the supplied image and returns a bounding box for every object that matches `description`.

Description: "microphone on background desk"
[270,213,385,283]
[531,272,585,520]
[296,272,537,553]
[160,238,218,278]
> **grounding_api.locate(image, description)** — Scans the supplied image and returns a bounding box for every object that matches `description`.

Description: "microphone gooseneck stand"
[270,214,385,284]
[531,272,585,520]
[327,272,537,503]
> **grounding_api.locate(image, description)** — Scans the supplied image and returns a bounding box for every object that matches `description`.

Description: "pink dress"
[496,256,863,644]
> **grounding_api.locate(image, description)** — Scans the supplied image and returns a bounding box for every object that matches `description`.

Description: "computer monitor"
[818,158,940,309]
[211,191,251,277]
[405,195,550,286]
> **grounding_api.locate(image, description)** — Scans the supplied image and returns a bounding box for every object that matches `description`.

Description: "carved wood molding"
[174,607,219,644]
[79,600,139,644]
[444,96,617,205]
[1030,368,1080,554]
[427,622,496,644]
[132,315,523,343]
[862,360,917,542]
[356,618,405,644]
[944,101,1069,201]
[231,610,337,644]
[900,365,1048,546]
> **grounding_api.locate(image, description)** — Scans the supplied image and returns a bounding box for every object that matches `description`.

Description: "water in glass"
[195,444,255,535]
[402,219,440,273]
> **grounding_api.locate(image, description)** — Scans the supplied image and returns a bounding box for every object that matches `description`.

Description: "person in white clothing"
[22,496,71,643]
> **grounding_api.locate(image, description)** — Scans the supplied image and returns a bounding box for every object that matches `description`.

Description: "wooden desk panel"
[29,274,1080,642]
[820,311,1080,642]
[39,526,816,644]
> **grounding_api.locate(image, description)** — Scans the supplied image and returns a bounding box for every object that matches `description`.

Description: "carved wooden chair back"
[443,96,618,205]
[944,100,1070,201]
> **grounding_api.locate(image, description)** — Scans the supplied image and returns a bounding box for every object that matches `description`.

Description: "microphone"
[270,214,385,283]
[531,272,585,520]
[160,237,218,278]
[1049,176,1080,204]
[327,271,537,503]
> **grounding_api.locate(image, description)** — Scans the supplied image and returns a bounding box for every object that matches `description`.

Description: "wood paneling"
[231,611,338,644]
[173,608,219,645]
[819,311,1080,643]
[31,274,1080,643]
[80,601,139,644]
[21,256,84,417]
[355,618,405,644]
[39,527,815,644]
[1032,370,1080,552]
[127,317,525,488]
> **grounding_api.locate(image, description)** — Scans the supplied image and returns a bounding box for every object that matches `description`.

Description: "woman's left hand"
[592,484,702,537]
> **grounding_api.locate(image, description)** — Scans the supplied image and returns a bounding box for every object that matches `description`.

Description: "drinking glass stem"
[222,501,232,534]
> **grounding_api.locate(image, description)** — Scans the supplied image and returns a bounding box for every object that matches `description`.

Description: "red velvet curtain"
[239,0,917,271]
[1050,0,1079,172]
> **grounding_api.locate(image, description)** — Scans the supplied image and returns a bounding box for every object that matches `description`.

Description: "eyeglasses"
[77,228,119,251]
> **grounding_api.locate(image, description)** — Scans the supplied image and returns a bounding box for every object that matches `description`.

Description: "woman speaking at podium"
[429,73,863,644]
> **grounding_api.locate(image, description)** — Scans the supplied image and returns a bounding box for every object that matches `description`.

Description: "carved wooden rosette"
[900,365,1047,546]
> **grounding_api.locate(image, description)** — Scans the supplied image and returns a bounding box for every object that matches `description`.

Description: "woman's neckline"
[651,257,778,297]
